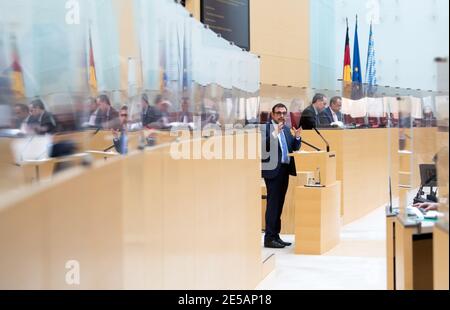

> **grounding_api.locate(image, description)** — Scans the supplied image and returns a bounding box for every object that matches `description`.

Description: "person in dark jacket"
[112,106,129,155]
[95,94,119,130]
[27,99,57,135]
[261,103,302,249]
[319,96,344,127]
[299,93,328,130]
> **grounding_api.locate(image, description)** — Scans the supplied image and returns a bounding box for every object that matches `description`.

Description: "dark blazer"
[95,107,119,129]
[113,129,128,155]
[261,123,302,180]
[27,111,57,135]
[319,107,343,127]
[299,105,319,130]
[146,106,172,129]
[142,106,153,127]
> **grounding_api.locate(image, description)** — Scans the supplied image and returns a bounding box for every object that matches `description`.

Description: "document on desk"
[11,135,52,163]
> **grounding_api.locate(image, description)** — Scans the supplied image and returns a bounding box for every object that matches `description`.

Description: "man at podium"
[262,104,302,249]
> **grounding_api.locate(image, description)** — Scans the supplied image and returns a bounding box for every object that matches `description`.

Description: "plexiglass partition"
[436,95,449,231]
[0,0,261,192]
[258,83,448,219]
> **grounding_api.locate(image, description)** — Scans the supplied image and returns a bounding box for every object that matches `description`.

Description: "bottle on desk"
[315,168,321,186]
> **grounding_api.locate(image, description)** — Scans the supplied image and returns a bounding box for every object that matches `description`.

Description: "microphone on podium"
[313,126,330,153]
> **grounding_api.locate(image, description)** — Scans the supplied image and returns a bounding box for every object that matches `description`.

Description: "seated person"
[80,97,99,128]
[200,100,221,128]
[140,94,152,128]
[319,96,344,127]
[94,94,119,130]
[13,103,30,130]
[147,95,172,130]
[112,106,130,155]
[26,99,57,135]
[175,97,194,124]
[299,94,327,130]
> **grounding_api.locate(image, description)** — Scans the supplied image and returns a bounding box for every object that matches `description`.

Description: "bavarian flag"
[343,18,352,82]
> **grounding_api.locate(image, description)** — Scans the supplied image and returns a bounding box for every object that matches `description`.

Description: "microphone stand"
[104,145,115,152]
[92,126,102,136]
[301,139,321,152]
[314,127,330,153]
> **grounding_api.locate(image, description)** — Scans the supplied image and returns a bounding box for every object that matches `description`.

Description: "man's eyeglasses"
[274,112,288,116]
[120,114,128,117]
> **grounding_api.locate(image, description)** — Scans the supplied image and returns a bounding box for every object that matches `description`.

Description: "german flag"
[343,18,352,82]
[88,26,97,94]
[10,34,25,98]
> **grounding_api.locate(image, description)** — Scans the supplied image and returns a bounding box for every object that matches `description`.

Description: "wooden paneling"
[293,151,337,187]
[185,0,201,20]
[112,0,140,91]
[434,225,449,290]
[394,218,434,290]
[294,182,341,255]
[301,129,392,224]
[251,0,310,87]
[394,219,414,290]
[0,134,263,290]
[186,0,311,88]
[0,139,25,194]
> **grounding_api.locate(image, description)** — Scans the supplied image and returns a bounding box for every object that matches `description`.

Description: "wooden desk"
[20,154,89,184]
[433,223,449,290]
[0,138,25,193]
[0,133,264,290]
[86,130,143,153]
[294,182,341,255]
[301,129,393,224]
[291,151,337,187]
[86,151,120,161]
[386,212,434,290]
[261,151,337,235]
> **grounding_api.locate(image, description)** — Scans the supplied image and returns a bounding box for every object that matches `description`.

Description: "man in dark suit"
[175,97,194,124]
[112,106,129,155]
[13,103,30,129]
[299,93,328,130]
[27,99,57,135]
[95,94,119,130]
[147,95,172,130]
[319,96,344,127]
[140,94,153,128]
[262,103,302,249]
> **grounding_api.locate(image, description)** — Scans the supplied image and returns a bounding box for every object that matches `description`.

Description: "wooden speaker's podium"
[290,151,341,255]
[291,151,337,186]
